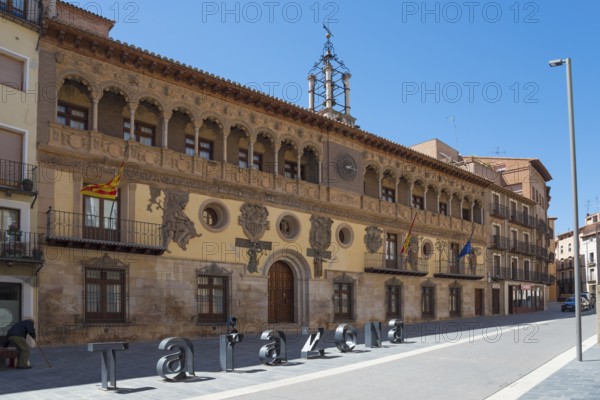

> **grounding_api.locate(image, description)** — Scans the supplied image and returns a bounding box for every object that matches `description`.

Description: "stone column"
[193,124,201,156]
[223,126,230,163]
[308,74,316,111]
[343,73,351,115]
[161,113,171,148]
[273,142,280,176]
[296,151,302,180]
[128,102,138,141]
[91,98,99,131]
[324,63,333,109]
[249,135,255,169]
[318,159,322,184]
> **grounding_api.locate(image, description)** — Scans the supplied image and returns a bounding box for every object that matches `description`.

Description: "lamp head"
[549,59,565,67]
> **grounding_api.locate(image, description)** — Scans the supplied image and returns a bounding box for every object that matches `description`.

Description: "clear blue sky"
[64,0,598,236]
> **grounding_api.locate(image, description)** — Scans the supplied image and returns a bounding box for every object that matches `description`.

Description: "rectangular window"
[284,161,298,179]
[185,135,195,156]
[197,274,229,323]
[83,195,119,242]
[412,195,424,210]
[199,140,213,160]
[57,102,88,130]
[493,254,501,276]
[0,207,19,234]
[333,282,353,321]
[238,149,249,169]
[252,152,263,171]
[385,233,397,268]
[382,188,395,202]
[421,286,435,317]
[462,208,471,221]
[84,267,126,323]
[439,202,447,216]
[386,284,402,319]
[0,51,25,91]
[123,119,155,146]
[449,287,461,317]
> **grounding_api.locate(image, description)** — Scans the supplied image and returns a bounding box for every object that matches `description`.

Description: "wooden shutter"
[0,128,22,163]
[0,52,24,91]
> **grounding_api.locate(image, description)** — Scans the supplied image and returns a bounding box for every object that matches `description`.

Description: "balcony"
[433,261,485,280]
[490,203,509,219]
[509,211,537,228]
[364,253,428,276]
[489,235,509,250]
[46,209,166,255]
[492,267,553,284]
[0,159,38,197]
[1,230,44,263]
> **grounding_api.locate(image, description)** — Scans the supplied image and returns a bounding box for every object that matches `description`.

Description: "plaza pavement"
[0,303,597,400]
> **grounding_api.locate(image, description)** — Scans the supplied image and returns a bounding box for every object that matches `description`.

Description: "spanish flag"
[400,213,417,255]
[80,162,124,200]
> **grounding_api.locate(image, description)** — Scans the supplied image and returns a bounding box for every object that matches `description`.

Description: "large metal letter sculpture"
[301,327,325,358]
[87,342,129,390]
[334,324,357,353]
[259,330,287,365]
[156,337,195,380]
[364,322,382,348]
[388,319,405,343]
[219,333,244,371]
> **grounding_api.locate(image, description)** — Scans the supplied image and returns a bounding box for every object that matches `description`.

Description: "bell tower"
[307,26,356,127]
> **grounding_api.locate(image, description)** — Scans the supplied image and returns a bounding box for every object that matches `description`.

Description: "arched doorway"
[268,261,295,323]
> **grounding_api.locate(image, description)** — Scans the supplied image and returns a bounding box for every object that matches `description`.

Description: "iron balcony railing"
[489,235,510,250]
[491,267,551,284]
[1,230,44,262]
[46,209,166,254]
[364,252,428,276]
[434,260,485,280]
[0,159,38,194]
[490,203,509,219]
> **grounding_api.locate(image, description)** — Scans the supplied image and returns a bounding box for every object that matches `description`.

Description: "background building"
[0,0,44,338]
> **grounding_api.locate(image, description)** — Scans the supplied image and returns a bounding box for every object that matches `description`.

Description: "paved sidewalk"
[0,308,597,400]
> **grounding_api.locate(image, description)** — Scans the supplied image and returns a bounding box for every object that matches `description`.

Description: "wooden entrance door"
[475,288,484,316]
[268,261,295,323]
[492,288,500,314]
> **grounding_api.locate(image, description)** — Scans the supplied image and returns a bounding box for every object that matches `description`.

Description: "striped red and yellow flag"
[80,162,124,200]
[400,213,417,255]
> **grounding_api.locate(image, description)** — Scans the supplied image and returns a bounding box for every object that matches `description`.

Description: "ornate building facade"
[32,1,554,345]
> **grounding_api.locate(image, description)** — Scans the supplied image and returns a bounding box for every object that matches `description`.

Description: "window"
[493,254,501,276]
[336,225,353,248]
[185,135,195,156]
[199,201,229,232]
[199,140,213,160]
[0,51,25,91]
[382,188,395,202]
[0,207,19,233]
[449,287,461,317]
[462,208,471,221]
[123,119,155,146]
[421,284,435,318]
[284,161,298,179]
[277,214,300,241]
[197,274,228,323]
[238,149,249,169]
[333,282,354,321]
[439,202,448,216]
[590,253,595,263]
[386,281,402,319]
[412,195,424,210]
[57,102,88,130]
[84,267,126,323]
[385,233,397,268]
[238,149,262,170]
[524,260,530,280]
[83,195,118,241]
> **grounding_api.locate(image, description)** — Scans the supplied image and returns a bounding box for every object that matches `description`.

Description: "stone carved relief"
[364,226,383,253]
[239,203,269,241]
[238,203,271,273]
[309,215,333,278]
[147,187,201,251]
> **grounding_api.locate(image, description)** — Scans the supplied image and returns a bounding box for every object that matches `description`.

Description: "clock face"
[337,153,357,181]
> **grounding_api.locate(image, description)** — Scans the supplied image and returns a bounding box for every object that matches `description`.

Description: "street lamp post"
[549,57,582,361]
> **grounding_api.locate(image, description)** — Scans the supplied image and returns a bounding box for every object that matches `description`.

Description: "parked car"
[561,296,590,312]
[581,292,595,308]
